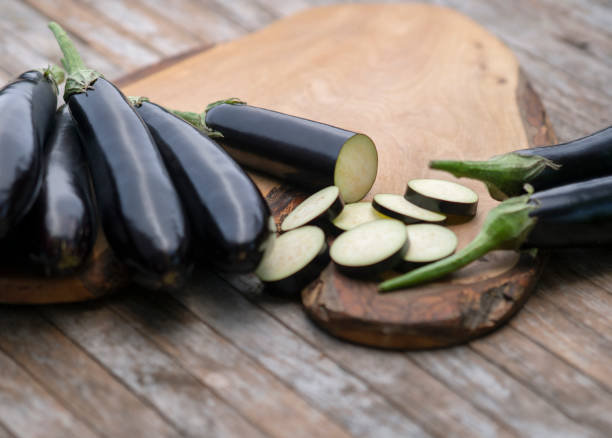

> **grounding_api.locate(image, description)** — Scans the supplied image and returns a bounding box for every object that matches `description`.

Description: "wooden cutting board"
[0,4,555,349]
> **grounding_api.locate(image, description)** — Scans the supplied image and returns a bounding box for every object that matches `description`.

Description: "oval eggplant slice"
[281,186,343,232]
[404,179,478,217]
[331,202,387,233]
[372,193,445,224]
[397,224,457,272]
[255,226,329,295]
[330,219,408,277]
[203,103,379,203]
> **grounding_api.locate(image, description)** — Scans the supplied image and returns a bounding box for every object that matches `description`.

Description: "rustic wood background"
[0,1,611,437]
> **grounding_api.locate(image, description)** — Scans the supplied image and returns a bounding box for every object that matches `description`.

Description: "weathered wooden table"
[0,1,611,437]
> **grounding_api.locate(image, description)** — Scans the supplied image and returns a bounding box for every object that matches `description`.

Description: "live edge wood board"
[1,4,555,349]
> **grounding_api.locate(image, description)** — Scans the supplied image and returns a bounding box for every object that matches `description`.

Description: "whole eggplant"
[133,99,271,272]
[49,23,191,289]
[17,105,98,275]
[0,69,60,237]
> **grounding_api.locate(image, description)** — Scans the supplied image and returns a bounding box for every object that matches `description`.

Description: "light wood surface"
[0,1,610,437]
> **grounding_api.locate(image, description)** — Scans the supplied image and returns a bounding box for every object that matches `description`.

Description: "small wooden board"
[2,4,554,348]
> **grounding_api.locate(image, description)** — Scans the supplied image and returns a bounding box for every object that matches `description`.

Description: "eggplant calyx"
[205,97,246,112]
[429,153,561,201]
[40,65,65,95]
[378,194,538,292]
[170,109,224,138]
[48,22,103,99]
[128,96,150,107]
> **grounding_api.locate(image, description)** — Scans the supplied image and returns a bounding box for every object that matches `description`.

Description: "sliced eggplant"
[404,179,478,217]
[330,219,408,277]
[331,202,387,232]
[372,193,445,224]
[281,186,343,232]
[255,226,329,294]
[175,101,379,203]
[397,224,457,271]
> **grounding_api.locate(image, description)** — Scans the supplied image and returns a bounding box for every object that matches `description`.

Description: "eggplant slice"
[255,226,329,294]
[331,202,387,232]
[373,193,445,224]
[397,224,458,271]
[330,219,408,277]
[281,186,343,232]
[405,179,478,217]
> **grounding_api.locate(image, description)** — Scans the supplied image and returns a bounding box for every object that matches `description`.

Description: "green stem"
[127,96,150,107]
[171,98,246,138]
[48,22,102,98]
[430,153,560,200]
[378,193,538,292]
[171,110,206,130]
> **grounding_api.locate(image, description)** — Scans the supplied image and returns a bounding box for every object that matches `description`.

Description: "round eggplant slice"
[255,226,329,295]
[397,224,458,271]
[372,193,446,224]
[281,186,343,232]
[404,179,478,217]
[331,202,387,233]
[330,219,408,277]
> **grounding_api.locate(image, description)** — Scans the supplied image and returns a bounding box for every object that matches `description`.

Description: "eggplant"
[403,179,478,217]
[16,105,97,275]
[173,100,379,203]
[0,68,62,238]
[429,126,612,200]
[49,23,190,289]
[331,202,388,233]
[132,99,271,273]
[372,193,446,224]
[379,175,612,291]
[397,224,457,272]
[280,185,343,232]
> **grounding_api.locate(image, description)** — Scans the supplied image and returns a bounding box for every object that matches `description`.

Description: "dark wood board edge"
[301,69,556,349]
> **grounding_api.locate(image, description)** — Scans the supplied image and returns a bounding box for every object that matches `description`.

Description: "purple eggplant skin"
[67,79,191,289]
[0,70,58,238]
[524,174,612,248]
[518,126,612,191]
[17,105,98,275]
[134,100,271,273]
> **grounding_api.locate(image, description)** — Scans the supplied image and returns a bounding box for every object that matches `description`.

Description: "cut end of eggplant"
[373,193,445,224]
[334,134,378,203]
[405,179,478,217]
[255,226,329,294]
[281,186,343,232]
[331,219,407,276]
[398,224,457,271]
[331,202,387,232]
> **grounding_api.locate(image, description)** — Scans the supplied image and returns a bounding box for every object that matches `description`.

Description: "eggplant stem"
[430,153,561,200]
[127,96,150,107]
[378,193,538,292]
[205,97,246,113]
[171,109,224,138]
[48,22,102,99]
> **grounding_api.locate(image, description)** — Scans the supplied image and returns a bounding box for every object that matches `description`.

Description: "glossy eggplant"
[0,69,61,238]
[17,105,97,275]
[430,126,612,200]
[379,175,612,291]
[173,100,378,203]
[49,23,190,289]
[133,99,271,273]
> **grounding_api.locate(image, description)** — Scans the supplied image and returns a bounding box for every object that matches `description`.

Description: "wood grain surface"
[0,1,610,437]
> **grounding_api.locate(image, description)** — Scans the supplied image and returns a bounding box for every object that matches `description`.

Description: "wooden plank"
[74,0,197,56]
[0,423,16,438]
[41,304,269,438]
[220,273,517,438]
[0,348,99,438]
[556,248,612,297]
[1,0,122,79]
[409,347,599,437]
[24,0,161,71]
[205,0,276,31]
[472,327,612,434]
[0,307,180,438]
[512,296,612,393]
[109,291,354,438]
[176,270,430,438]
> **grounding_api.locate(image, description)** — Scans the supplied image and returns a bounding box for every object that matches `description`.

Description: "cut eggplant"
[281,186,343,232]
[404,179,478,217]
[397,224,457,271]
[330,219,408,277]
[175,101,379,203]
[373,193,445,224]
[331,202,387,232]
[255,226,329,294]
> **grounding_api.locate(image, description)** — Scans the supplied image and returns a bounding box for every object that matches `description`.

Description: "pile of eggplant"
[0,23,379,292]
